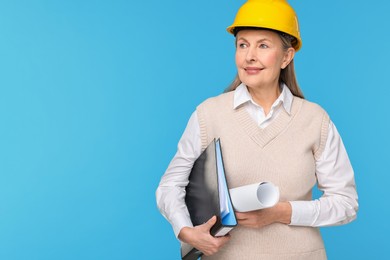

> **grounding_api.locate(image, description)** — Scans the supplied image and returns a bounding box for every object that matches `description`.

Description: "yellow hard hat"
[227,0,302,51]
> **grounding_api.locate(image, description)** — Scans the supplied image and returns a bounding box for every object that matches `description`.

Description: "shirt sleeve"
[155,111,202,238]
[289,121,359,226]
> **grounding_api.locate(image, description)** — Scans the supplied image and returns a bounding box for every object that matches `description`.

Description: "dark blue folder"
[181,138,237,260]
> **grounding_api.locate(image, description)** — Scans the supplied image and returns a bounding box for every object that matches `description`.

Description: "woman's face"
[235,29,293,89]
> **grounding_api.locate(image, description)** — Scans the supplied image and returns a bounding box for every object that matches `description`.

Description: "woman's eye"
[238,43,248,48]
[259,44,268,49]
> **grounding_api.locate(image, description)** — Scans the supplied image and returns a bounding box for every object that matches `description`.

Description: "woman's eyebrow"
[236,37,269,43]
[236,37,247,42]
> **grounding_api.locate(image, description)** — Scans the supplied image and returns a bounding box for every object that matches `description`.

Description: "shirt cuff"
[289,200,320,226]
[171,212,194,239]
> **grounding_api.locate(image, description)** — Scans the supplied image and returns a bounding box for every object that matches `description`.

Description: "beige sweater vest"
[197,91,330,260]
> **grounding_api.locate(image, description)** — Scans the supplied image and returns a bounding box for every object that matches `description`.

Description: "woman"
[156,0,358,259]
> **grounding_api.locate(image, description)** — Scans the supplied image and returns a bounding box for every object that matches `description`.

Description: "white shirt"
[156,83,358,237]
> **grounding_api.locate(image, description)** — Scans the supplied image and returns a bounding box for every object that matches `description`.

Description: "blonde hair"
[224,29,304,99]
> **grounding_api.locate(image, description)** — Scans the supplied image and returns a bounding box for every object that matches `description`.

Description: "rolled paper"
[229,182,280,212]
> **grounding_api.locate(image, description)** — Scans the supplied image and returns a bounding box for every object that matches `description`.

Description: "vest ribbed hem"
[314,112,330,160]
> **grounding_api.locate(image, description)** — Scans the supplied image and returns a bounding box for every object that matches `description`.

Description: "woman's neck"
[247,83,281,116]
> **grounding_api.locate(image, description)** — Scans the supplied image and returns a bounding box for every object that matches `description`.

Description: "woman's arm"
[156,111,201,237]
[236,201,292,228]
[289,121,358,226]
[156,111,231,255]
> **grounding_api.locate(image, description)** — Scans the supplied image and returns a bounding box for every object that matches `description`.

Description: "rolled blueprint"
[229,182,279,212]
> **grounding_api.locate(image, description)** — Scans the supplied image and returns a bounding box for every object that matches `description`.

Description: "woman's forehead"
[236,29,280,40]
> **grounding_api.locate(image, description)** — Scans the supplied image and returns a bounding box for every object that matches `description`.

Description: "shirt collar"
[233,82,293,115]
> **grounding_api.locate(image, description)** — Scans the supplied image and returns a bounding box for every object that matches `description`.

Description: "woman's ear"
[281,47,295,69]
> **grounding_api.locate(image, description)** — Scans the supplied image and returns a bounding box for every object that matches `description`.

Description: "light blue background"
[0,0,388,259]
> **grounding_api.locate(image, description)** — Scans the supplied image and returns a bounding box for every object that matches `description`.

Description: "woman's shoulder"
[197,91,234,110]
[295,97,328,116]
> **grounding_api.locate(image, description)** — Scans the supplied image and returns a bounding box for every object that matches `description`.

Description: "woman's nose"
[246,47,257,62]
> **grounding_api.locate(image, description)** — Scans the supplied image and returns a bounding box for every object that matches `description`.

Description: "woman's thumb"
[204,215,217,230]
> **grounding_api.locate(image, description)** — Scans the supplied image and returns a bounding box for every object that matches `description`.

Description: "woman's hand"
[235,202,292,229]
[178,216,231,256]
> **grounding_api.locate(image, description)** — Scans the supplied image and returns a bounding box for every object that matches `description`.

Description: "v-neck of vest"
[233,97,303,148]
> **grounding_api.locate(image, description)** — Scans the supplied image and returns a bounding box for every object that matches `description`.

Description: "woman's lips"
[244,67,263,75]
